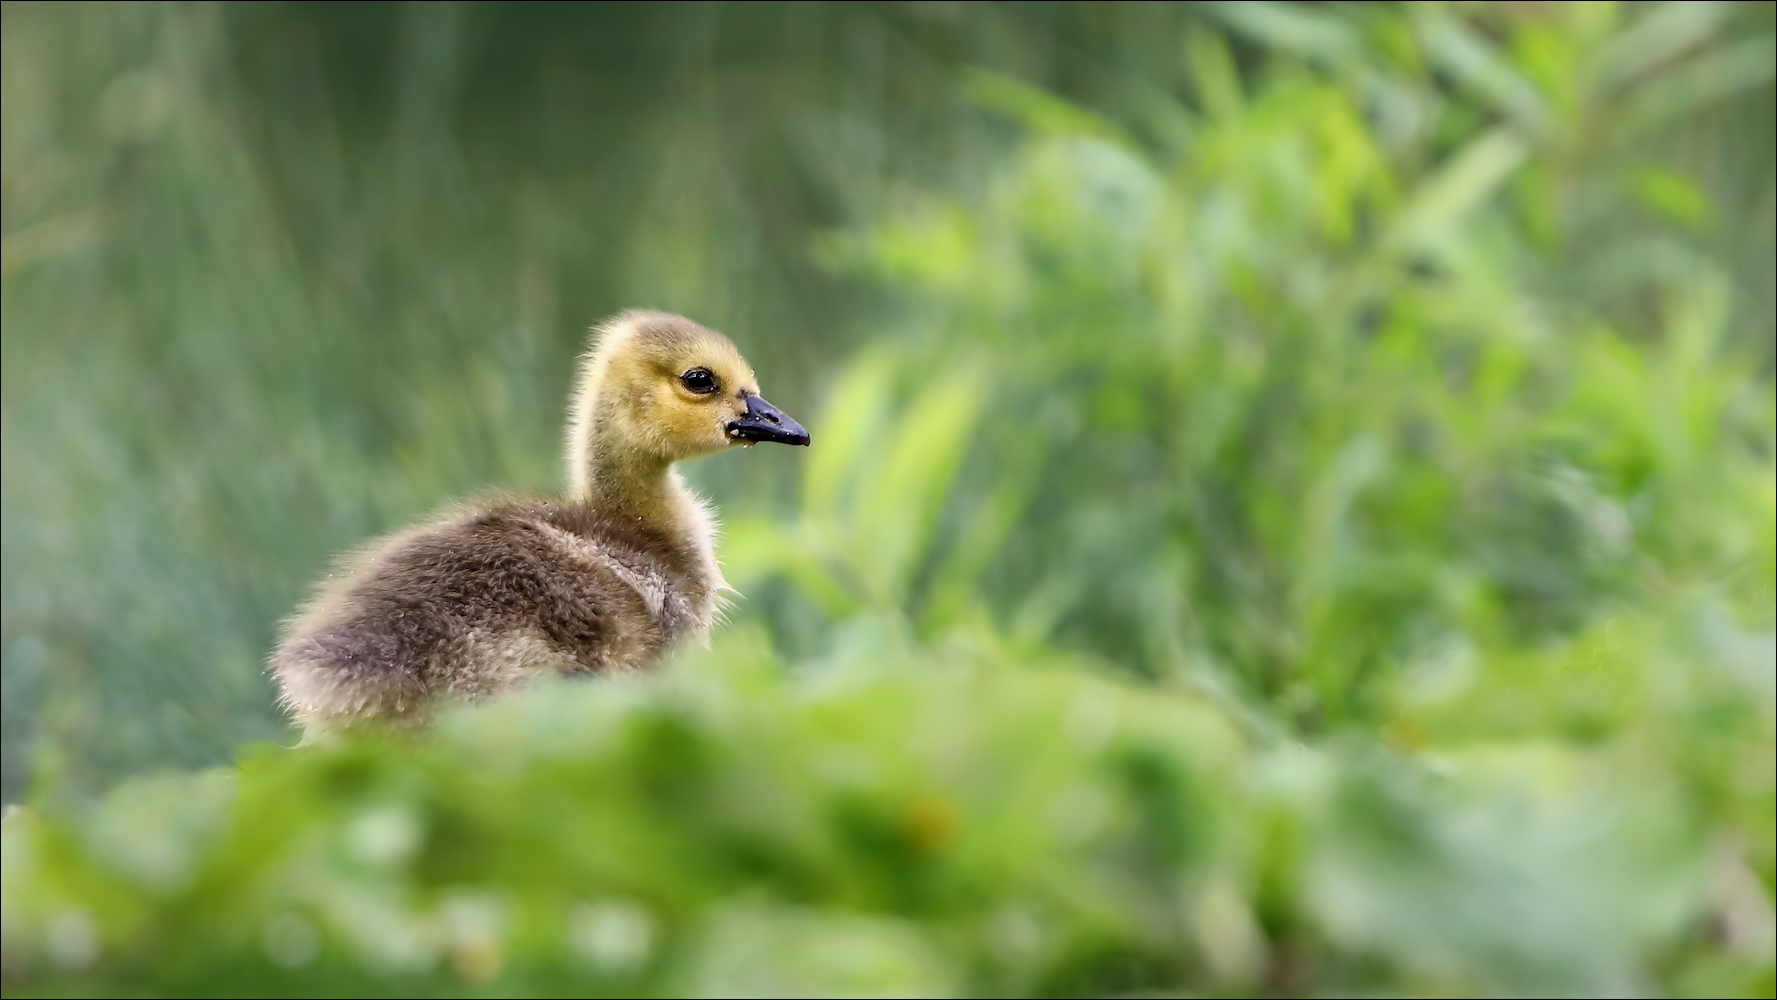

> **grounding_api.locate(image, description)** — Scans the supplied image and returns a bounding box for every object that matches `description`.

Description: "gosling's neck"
[569,428,724,608]
[569,422,701,542]
[577,446,673,521]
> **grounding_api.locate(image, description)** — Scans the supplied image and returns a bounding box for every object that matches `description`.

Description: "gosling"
[270,310,808,734]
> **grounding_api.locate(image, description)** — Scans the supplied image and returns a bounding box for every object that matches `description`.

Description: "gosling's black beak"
[727,393,810,446]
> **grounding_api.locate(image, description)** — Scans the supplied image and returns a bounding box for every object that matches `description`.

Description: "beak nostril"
[733,394,807,445]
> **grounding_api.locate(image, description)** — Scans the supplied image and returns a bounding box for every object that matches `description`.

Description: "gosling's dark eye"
[679,367,718,394]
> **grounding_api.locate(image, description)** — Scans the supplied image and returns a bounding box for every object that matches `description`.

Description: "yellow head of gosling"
[567,310,808,501]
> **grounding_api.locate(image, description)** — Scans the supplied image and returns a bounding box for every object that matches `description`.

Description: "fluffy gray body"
[271,497,718,727]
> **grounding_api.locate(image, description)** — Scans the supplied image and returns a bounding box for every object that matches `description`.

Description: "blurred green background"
[3,1,1773,996]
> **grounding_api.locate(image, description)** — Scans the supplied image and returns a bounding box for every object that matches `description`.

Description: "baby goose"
[271,310,808,734]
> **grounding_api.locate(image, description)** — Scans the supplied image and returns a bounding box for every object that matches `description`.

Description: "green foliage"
[3,617,1766,997]
[3,1,1774,996]
[767,2,1776,725]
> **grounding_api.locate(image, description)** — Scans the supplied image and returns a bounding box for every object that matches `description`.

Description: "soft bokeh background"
[3,2,1773,996]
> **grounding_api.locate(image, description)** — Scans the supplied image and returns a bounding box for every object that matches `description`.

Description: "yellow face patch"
[603,313,764,461]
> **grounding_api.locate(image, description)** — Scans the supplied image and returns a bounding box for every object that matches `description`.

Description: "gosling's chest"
[585,540,703,642]
[524,517,712,647]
